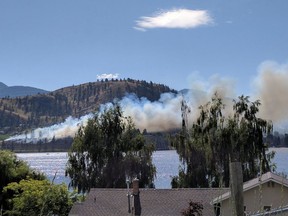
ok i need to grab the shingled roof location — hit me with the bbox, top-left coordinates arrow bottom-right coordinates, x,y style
69,188 -> 229,216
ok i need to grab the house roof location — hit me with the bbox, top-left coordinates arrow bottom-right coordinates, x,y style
69,188 -> 229,216
212,172 -> 288,204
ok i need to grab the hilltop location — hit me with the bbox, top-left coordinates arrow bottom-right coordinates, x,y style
0,82 -> 49,98
0,79 -> 177,135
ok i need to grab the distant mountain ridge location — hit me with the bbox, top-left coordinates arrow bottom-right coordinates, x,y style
0,82 -> 49,98
0,82 -> 8,89
0,79 -> 177,134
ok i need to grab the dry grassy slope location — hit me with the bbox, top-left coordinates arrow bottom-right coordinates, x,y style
55,79 -> 177,116
0,79 -> 177,134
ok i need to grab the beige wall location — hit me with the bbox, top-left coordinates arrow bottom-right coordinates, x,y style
219,181 -> 288,216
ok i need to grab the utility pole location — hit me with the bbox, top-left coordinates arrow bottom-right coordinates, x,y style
229,162 -> 244,216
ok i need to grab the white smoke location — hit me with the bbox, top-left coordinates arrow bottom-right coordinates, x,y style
6,114 -> 93,143
7,62 -> 288,143
6,91 -> 202,143
5,76 -> 238,143
120,93 -> 183,132
253,61 -> 288,130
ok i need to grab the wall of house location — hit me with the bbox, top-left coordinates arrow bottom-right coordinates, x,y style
220,181 -> 288,216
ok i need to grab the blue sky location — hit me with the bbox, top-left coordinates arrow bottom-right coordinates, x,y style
1,0 -> 288,96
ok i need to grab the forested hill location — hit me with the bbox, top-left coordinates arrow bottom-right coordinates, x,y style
0,79 -> 177,134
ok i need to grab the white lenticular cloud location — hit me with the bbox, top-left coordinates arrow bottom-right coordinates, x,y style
97,73 -> 119,80
135,8 -> 213,31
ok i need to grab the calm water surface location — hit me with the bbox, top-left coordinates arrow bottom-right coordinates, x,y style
17,150 -> 180,189
17,148 -> 288,189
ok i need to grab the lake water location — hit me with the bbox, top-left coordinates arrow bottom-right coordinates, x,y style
17,150 -> 180,189
17,148 -> 288,189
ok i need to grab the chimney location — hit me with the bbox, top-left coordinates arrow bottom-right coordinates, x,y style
132,178 -> 141,216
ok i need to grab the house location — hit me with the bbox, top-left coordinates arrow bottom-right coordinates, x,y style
69,172 -> 288,216
212,172 -> 288,216
69,179 -> 228,216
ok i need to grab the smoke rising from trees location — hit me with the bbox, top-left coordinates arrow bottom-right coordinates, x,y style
6,61 -> 288,142
254,61 -> 288,127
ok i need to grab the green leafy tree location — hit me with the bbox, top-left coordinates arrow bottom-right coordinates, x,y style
0,150 -> 45,209
172,94 -> 274,188
66,104 -> 156,193
3,179 -> 73,216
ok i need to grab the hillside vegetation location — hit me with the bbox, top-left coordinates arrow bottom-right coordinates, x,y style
0,79 -> 177,135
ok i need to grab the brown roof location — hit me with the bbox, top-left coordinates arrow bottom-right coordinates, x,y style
69,188 -> 229,216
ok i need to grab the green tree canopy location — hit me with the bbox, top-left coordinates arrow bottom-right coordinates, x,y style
66,104 -> 156,193
0,150 -> 45,209
3,179 -> 73,216
172,94 -> 274,188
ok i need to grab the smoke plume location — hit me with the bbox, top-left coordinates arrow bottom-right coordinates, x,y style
253,61 -> 288,127
120,93 -> 183,132
6,90 -> 205,143
6,61 -> 288,143
6,115 -> 92,143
